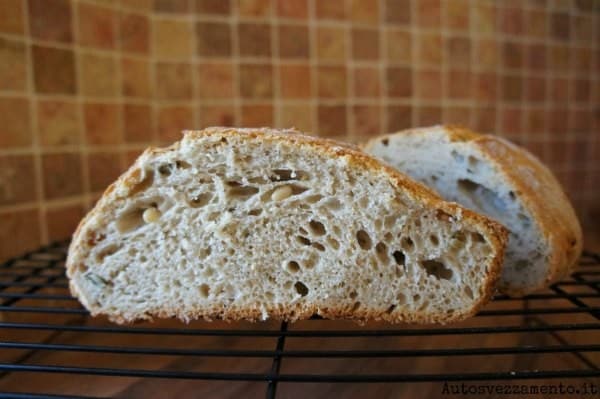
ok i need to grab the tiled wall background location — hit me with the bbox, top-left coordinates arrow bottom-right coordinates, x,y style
0,0 -> 598,261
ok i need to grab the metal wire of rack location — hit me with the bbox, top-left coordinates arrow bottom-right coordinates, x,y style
0,242 -> 599,398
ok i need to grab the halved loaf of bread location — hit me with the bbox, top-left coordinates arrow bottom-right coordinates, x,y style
67,127 -> 507,324
364,125 -> 582,296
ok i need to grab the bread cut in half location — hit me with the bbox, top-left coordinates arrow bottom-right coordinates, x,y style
364,125 -> 582,296
67,127 -> 507,324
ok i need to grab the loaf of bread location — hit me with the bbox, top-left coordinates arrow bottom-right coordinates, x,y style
67,127 -> 507,324
364,125 -> 582,296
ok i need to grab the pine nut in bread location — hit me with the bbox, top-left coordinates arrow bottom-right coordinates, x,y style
67,127 -> 507,324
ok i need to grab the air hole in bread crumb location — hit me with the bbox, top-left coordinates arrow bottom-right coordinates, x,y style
349,290 -> 358,299
471,232 -> 485,243
294,281 -> 309,296
308,220 -> 326,236
359,196 -> 369,208
385,304 -> 396,314
175,160 -> 191,169
429,234 -> 439,246
327,237 -> 340,250
116,209 -> 145,233
297,236 -> 311,246
375,242 -> 389,263
248,208 -> 262,216
312,242 -> 325,251
356,230 -> 372,250
265,291 -> 274,300
397,292 -> 406,305
270,169 -> 308,181
305,194 -> 323,204
299,227 -> 308,235
188,193 -> 212,208
381,138 -> 389,146
509,191 -> 516,200
464,286 -> 474,299
227,183 -> 259,198
129,170 -> 154,195
94,244 -> 120,262
324,198 -> 342,211
467,156 -> 479,169
515,259 -> 530,270
351,301 -> 361,311
421,259 -> 453,280
413,294 -> 420,302
384,232 -> 393,242
431,175 -> 438,182
286,261 -> 300,273
77,264 -> 88,273
158,163 -> 174,176
400,237 -> 414,252
392,250 -> 405,266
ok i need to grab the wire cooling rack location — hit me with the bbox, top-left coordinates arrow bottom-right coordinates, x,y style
0,242 -> 598,398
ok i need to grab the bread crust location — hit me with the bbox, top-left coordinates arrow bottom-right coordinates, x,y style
364,125 -> 582,296
67,127 -> 507,324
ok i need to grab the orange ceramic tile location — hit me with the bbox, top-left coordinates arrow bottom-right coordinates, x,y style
84,103 -> 122,145
77,2 -> 116,49
195,21 -> 232,57
80,52 -> 118,97
572,15 -> 593,43
574,79 -> 591,103
525,107 -> 546,135
279,64 -> 311,98
417,69 -> 442,100
157,105 -> 193,142
350,0 -> 379,25
351,28 -> 379,60
417,33 -> 442,65
386,67 -> 412,98
120,12 -> 150,54
0,97 -> 31,149
447,69 -> 471,99
0,155 -> 37,206
121,0 -> 153,11
197,62 -> 235,99
551,12 -> 570,41
472,3 -> 496,34
416,106 -> 442,126
45,204 -> 85,242
276,0 -> 307,19
42,152 -> 84,199
474,39 -> 498,69
239,23 -> 271,57
570,109 -> 591,133
195,0 -> 231,14
444,106 -> 471,127
443,0 -> 469,30
353,67 -> 380,98
155,62 -> 193,99
154,18 -> 193,59
32,45 -> 76,94
351,105 -> 380,136
572,47 -> 591,73
37,100 -> 80,147
549,44 -> 569,73
279,24 -> 309,58
502,41 -> 524,70
199,104 -> 236,126
29,0 -> 72,42
0,38 -> 27,91
446,36 -> 470,67
154,0 -> 190,13
524,10 -> 547,37
278,103 -> 312,132
386,105 -> 412,132
88,152 -> 123,192
239,63 -> 273,99
548,107 -> 568,134
500,107 -> 522,135
417,0 -> 441,28
0,0 -> 24,34
241,104 -> 273,126
123,104 -> 153,143
316,26 -> 346,61
385,28 -> 411,64
0,209 -> 41,262
525,77 -> 546,103
473,106 -> 496,133
550,78 -> 568,104
121,57 -> 152,98
385,0 -> 410,25
526,43 -> 547,71
318,105 -> 347,137
499,7 -> 523,35
472,72 -> 497,102
237,0 -> 272,17
501,74 -> 523,103
317,66 -> 347,98
125,149 -> 144,165
315,0 -> 345,20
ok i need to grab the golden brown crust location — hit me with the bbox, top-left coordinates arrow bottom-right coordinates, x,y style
67,127 -> 507,324
364,125 -> 583,296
